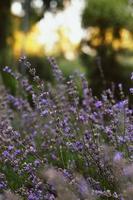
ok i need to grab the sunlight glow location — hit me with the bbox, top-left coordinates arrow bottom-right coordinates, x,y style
31,0 -> 43,9
37,0 -> 85,53
11,1 -> 24,17
13,0 -> 85,59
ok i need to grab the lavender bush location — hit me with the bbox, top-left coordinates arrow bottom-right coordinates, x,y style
0,57 -> 133,200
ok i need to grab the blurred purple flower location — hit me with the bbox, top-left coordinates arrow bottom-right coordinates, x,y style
113,152 -> 123,162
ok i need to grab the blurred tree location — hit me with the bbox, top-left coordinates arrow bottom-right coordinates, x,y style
0,0 -> 12,65
0,0 -> 16,94
81,0 -> 133,96
0,0 -> 70,93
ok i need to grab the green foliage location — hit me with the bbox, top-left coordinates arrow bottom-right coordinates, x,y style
58,58 -> 86,78
0,164 -> 26,190
82,0 -> 133,32
27,56 -> 53,82
1,72 -> 17,95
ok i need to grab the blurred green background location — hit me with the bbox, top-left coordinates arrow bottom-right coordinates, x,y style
0,0 -> 133,98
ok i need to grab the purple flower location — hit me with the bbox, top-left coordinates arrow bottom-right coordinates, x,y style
129,88 -> 133,94
8,145 -> 14,151
95,101 -> 102,108
3,66 -> 11,73
73,141 -> 83,152
114,100 -> 128,109
77,178 -> 89,197
51,153 -> 57,160
41,109 -> 49,117
113,152 -> 123,162
2,150 -> 9,157
34,160 -> 40,167
28,193 -> 39,200
131,72 -> 133,80
0,182 -> 6,189
15,149 -> 21,155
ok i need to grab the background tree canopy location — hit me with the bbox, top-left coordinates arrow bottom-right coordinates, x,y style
82,0 -> 133,31
81,0 -> 133,97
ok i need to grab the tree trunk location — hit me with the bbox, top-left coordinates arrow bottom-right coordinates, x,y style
0,0 -> 16,94
0,0 -> 12,66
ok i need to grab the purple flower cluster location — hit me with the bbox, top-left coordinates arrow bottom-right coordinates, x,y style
0,57 -> 133,200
